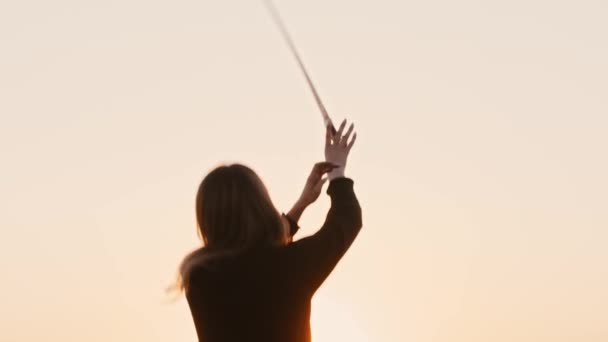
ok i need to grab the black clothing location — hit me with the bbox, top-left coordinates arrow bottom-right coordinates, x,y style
186,177 -> 362,342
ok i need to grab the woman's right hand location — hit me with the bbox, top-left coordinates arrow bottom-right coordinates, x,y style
325,119 -> 357,180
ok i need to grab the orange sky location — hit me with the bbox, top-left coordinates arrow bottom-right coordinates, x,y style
1,0 -> 607,341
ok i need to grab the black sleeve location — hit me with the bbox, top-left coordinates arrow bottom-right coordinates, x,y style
284,177 -> 363,293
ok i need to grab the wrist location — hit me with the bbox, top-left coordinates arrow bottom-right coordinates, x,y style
288,200 -> 308,222
327,167 -> 345,180
293,198 -> 309,209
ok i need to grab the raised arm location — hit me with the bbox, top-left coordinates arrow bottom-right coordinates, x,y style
285,119 -> 361,293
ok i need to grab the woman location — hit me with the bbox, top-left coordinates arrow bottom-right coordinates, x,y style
174,119 -> 362,342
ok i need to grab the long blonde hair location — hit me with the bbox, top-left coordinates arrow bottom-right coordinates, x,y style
169,163 -> 287,293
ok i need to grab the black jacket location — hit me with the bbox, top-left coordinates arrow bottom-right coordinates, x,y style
186,177 -> 363,342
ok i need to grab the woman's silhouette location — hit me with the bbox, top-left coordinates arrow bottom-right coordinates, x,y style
173,120 -> 361,342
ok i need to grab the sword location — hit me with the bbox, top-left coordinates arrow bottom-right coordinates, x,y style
263,0 -> 337,135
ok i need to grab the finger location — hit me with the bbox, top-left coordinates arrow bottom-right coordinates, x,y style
342,123 -> 354,145
315,176 -> 329,189
321,165 -> 339,174
314,161 -> 337,170
325,124 -> 332,146
321,161 -> 340,169
336,119 -> 347,140
312,162 -> 324,175
312,162 -> 338,177
329,122 -> 337,135
317,161 -> 339,167
347,132 -> 357,151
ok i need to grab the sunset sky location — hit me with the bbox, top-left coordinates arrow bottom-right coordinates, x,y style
1,0 -> 607,341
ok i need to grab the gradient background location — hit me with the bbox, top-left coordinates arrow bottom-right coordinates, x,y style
1,0 -> 607,341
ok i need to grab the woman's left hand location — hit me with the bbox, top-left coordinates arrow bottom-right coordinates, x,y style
297,161 -> 340,207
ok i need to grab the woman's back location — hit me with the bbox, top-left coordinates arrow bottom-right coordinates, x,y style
186,177 -> 362,342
